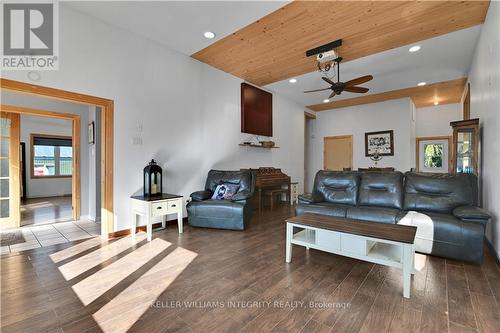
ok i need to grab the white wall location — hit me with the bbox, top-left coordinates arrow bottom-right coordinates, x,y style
1,5 -> 305,231
467,1 -> 500,257
307,98 -> 414,189
2,92 -> 91,217
415,103 -> 461,137
20,115 -> 72,198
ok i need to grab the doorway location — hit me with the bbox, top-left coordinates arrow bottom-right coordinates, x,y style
1,106 -> 81,228
0,79 -> 113,238
324,135 -> 353,171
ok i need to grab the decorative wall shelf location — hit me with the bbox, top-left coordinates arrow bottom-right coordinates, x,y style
238,144 -> 280,149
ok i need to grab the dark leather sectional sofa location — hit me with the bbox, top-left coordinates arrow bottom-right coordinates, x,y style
297,171 -> 491,264
187,170 -> 255,230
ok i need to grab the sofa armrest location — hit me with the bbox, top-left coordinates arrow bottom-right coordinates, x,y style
190,190 -> 212,202
229,190 -> 253,202
453,205 -> 491,221
298,193 -> 323,204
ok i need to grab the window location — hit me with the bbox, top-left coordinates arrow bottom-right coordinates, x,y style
424,143 -> 444,168
31,135 -> 72,178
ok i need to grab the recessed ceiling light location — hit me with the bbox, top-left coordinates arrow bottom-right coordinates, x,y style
203,31 -> 216,39
289,78 -> 297,83
409,45 -> 421,53
323,99 -> 330,103
434,101 -> 439,105
417,82 -> 426,86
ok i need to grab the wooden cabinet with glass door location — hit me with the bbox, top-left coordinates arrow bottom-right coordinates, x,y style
450,118 -> 479,176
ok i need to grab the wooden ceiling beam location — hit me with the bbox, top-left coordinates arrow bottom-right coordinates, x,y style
192,1 -> 489,86
307,78 -> 467,111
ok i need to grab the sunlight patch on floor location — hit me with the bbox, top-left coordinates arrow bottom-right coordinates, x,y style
72,238 -> 172,305
50,237 -> 105,263
93,247 -> 197,333
58,233 -> 146,280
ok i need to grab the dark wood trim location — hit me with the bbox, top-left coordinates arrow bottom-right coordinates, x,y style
364,130 -> 394,157
108,217 -> 188,239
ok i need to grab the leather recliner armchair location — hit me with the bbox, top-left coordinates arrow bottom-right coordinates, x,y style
186,170 -> 255,230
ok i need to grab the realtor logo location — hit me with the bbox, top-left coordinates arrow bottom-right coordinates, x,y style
1,0 -> 59,70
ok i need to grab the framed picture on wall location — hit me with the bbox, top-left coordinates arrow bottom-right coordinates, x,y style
365,130 -> 394,156
416,136 -> 452,173
88,122 -> 95,145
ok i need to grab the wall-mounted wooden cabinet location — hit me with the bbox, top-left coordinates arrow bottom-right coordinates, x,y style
450,118 -> 479,176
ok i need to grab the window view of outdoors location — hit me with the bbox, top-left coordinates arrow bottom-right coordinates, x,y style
33,145 -> 72,177
424,143 -> 443,168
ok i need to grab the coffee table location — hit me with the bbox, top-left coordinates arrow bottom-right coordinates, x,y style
285,213 -> 417,298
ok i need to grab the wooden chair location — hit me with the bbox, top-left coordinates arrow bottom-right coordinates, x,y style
262,188 -> 289,209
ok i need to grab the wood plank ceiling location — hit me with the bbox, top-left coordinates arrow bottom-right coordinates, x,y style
192,1 -> 489,87
308,78 -> 467,111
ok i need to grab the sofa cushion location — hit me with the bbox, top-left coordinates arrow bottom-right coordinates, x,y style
358,171 -> 404,209
295,202 -> 348,218
403,172 -> 474,213
313,171 -> 359,206
346,206 -> 401,224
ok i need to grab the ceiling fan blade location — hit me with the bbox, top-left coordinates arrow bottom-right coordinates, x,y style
344,86 -> 369,93
304,87 -> 331,93
344,75 -> 373,87
322,77 -> 336,85
328,90 -> 336,99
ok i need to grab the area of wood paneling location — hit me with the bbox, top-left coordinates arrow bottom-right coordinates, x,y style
192,1 -> 489,86
308,78 -> 467,111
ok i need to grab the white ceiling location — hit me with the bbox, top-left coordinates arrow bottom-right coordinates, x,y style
63,1 -> 288,55
265,26 -> 481,106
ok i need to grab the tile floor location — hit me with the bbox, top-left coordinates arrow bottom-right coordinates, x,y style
0,220 -> 100,254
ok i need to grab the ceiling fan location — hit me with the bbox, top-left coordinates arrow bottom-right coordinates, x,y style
304,39 -> 373,100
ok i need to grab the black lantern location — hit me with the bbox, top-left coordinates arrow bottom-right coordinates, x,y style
143,159 -> 162,197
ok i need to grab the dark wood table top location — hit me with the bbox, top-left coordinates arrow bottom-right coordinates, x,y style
130,193 -> 182,202
286,213 -> 416,244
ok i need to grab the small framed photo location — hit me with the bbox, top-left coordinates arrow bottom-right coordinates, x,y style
88,122 -> 95,145
365,130 -> 394,156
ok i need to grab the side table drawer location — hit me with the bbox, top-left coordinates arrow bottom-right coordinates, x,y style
168,200 -> 180,212
152,202 -> 169,216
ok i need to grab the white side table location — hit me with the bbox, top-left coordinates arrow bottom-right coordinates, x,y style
130,193 -> 183,241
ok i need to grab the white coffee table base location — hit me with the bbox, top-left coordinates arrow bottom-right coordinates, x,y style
286,222 -> 415,298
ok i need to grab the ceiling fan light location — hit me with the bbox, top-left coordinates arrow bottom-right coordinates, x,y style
409,45 -> 421,53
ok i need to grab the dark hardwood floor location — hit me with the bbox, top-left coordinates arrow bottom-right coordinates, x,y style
21,196 -> 73,226
1,205 -> 499,333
